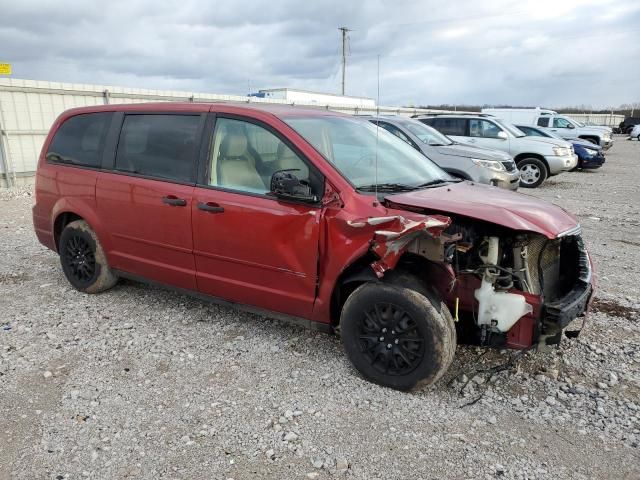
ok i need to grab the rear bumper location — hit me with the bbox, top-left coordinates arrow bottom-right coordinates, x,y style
32,205 -> 56,251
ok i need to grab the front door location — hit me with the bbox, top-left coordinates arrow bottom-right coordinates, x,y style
467,118 -> 511,153
96,113 -> 204,290
549,117 -> 578,140
192,115 -> 323,318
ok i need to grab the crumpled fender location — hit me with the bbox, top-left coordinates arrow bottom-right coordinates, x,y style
346,210 -> 451,277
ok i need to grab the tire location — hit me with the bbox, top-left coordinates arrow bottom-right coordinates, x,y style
59,220 -> 117,293
516,157 -> 548,188
583,137 -> 599,146
340,281 -> 456,391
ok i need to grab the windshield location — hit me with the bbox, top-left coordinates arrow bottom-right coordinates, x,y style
283,115 -> 452,190
399,120 -> 453,146
494,119 -> 526,138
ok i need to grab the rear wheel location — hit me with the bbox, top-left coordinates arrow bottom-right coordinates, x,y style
517,158 -> 548,188
59,220 -> 117,293
340,282 -> 456,390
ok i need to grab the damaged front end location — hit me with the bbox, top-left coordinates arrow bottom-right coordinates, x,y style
349,209 -> 593,350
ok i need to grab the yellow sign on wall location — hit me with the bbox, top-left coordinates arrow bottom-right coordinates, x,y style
0,63 -> 12,75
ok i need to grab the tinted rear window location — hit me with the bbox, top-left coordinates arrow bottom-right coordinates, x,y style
115,114 -> 201,183
537,117 -> 550,127
47,113 -> 112,167
432,118 -> 467,136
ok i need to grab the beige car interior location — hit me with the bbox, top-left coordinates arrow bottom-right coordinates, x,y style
210,119 -> 310,193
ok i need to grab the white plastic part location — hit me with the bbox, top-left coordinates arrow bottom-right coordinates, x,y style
480,236 -> 500,265
474,278 -> 533,332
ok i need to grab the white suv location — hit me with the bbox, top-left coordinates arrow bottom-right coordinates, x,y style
416,114 -> 577,188
482,108 -> 614,150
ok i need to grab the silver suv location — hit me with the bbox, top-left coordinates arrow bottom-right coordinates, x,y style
416,114 -> 578,188
361,116 -> 520,190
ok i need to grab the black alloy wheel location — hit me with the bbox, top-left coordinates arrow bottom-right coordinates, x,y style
358,302 -> 425,376
63,233 -> 97,284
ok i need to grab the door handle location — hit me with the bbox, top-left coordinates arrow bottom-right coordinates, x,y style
467,138 -> 476,143
197,202 -> 225,213
162,195 -> 187,207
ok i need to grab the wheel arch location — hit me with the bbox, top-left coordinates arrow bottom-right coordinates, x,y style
513,152 -> 550,173
329,251 -> 453,328
578,135 -> 600,144
51,198 -> 113,255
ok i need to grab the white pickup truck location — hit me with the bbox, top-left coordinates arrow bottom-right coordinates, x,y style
482,108 -> 613,150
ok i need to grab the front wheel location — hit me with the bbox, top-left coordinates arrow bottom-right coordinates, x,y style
59,220 -> 118,293
517,157 -> 548,188
340,282 -> 456,390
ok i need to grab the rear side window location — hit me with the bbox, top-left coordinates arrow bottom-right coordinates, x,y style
115,114 -> 201,183
537,117 -> 550,127
46,113 -> 112,167
432,118 -> 466,136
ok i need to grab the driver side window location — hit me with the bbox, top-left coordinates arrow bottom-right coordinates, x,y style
470,119 -> 502,138
553,117 -> 572,128
208,118 -> 310,195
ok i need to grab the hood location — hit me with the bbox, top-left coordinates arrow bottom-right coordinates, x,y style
524,136 -> 572,148
580,125 -> 610,135
573,139 -> 602,150
385,181 -> 579,239
433,143 -> 511,161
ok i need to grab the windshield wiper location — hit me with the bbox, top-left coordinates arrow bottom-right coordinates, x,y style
357,183 -> 418,192
415,178 -> 461,188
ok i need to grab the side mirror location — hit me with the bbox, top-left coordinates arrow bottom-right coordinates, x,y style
566,123 -> 575,129
497,131 -> 508,140
270,170 -> 318,203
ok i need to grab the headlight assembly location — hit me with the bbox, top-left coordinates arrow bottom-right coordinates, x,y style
471,159 -> 506,172
552,146 -> 570,156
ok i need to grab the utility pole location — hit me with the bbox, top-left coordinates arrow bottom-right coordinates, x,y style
339,27 -> 350,95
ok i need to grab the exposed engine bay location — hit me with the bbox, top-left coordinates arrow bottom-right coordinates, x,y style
383,214 -> 593,349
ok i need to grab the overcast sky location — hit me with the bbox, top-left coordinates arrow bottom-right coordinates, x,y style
1,0 -> 638,108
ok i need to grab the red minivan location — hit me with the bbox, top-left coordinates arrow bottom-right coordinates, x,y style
33,103 -> 594,390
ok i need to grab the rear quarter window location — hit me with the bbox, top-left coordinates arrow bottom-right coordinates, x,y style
46,113 -> 112,167
433,118 -> 466,136
537,117 -> 550,127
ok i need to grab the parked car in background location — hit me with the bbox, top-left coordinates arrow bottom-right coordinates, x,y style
34,103 -> 594,391
482,108 -> 614,150
516,125 -> 605,170
630,124 -> 640,141
615,118 -> 640,135
360,116 -> 519,190
415,114 -> 577,188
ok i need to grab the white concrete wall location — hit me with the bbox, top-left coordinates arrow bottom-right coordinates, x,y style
260,89 -> 375,108
0,78 -> 458,187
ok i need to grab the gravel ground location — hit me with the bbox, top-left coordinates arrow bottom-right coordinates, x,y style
1,136 -> 639,480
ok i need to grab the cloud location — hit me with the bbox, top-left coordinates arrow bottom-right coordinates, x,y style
0,0 -> 638,107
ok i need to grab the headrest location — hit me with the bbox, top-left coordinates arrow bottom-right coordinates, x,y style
222,133 -> 248,158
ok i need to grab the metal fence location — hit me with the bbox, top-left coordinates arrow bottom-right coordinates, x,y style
559,112 -> 625,127
0,78 -> 627,188
0,78 -> 453,188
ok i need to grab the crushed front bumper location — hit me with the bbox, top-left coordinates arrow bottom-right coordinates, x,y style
540,236 -> 593,344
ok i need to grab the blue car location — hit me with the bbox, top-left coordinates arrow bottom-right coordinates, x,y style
516,125 -> 605,170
